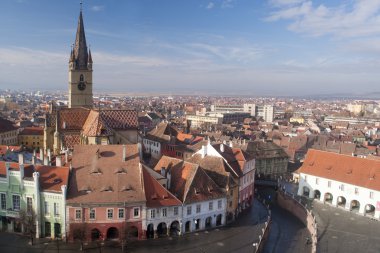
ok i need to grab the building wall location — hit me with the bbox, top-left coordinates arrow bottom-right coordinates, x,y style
143,138 -> 162,159
0,130 -> 18,146
67,204 -> 146,241
298,173 -> 380,219
186,115 -> 222,128
145,205 -> 182,237
255,157 -> 288,177
182,197 -> 227,233
19,134 -> 44,150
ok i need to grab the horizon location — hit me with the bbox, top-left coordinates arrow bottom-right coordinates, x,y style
0,0 -> 380,96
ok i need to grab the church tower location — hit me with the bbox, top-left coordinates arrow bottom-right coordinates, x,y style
68,7 -> 93,108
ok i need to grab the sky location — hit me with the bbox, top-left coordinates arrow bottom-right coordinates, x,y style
1,0 -> 380,96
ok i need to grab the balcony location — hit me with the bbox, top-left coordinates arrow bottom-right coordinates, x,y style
6,209 -> 20,218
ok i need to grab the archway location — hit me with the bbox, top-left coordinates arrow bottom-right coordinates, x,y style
146,224 -> 154,239
303,186 -> 310,197
91,228 -> 101,241
350,200 -> 360,212
195,219 -> 200,230
157,222 -> 167,237
169,221 -> 180,236
106,227 -> 119,240
337,196 -> 346,208
128,226 -> 139,239
314,190 -> 321,200
324,192 -> 333,204
54,223 -> 61,238
365,204 -> 375,216
216,214 -> 222,226
205,217 -> 212,229
185,221 -> 191,232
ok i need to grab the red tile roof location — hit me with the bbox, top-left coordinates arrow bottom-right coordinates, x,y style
299,149 -> 380,191
19,127 -> 44,136
0,145 -> 21,156
142,166 -> 182,207
67,145 -> 145,204
0,161 -> 69,193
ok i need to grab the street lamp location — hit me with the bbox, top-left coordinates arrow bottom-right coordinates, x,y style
252,242 -> 258,253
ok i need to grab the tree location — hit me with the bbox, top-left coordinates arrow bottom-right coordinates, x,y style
72,222 -> 87,251
19,210 -> 36,245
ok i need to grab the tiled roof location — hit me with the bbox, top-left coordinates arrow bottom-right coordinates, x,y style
0,145 -> 21,156
154,156 -> 225,204
19,127 -> 44,136
62,132 -> 81,149
67,145 -> 145,204
142,166 -> 182,207
0,162 -> 69,193
82,110 -> 112,137
0,118 -> 17,133
99,110 -> 138,130
299,149 -> 380,191
245,141 -> 289,160
59,108 -> 90,131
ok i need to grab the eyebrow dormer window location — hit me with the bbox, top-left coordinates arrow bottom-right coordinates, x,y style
80,74 -> 84,82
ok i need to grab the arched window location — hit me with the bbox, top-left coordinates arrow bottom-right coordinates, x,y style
80,74 -> 84,82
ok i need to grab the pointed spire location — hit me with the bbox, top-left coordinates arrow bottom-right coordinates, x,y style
88,48 -> 93,64
73,6 -> 88,70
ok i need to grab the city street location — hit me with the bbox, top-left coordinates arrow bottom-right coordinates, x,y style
0,199 -> 268,253
313,201 -> 380,253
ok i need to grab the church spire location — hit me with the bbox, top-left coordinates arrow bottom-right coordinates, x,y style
73,6 -> 88,70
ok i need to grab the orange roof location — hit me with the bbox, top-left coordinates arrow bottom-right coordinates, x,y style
142,167 -> 182,207
0,145 -> 21,155
0,161 -> 69,193
19,127 -> 44,136
299,149 -> 380,191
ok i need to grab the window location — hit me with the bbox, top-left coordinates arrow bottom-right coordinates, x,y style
75,209 -> 81,220
12,195 -> 20,211
304,175 -> 307,182
340,184 -> 344,191
133,207 -> 140,217
209,202 -> 213,211
229,201 -> 232,207
44,201 -> 49,215
370,192 -> 374,199
54,203 -> 59,216
162,208 -> 167,217
80,74 -> 84,82
355,188 -> 359,195
327,181 -> 331,188
218,200 -> 222,209
315,178 -> 319,185
196,204 -> 201,213
150,209 -> 156,219
107,209 -> 113,219
27,197 -> 33,214
118,208 -> 125,219
1,193 -> 6,210
90,209 -> 96,220
173,207 -> 178,216
230,190 -> 233,196
187,206 -> 192,215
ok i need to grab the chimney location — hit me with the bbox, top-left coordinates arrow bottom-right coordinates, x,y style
220,144 -> 225,153
69,163 -> 73,172
32,156 -> 36,165
5,162 -> 10,184
47,149 -> 52,161
201,145 -> 205,159
19,164 -> 24,190
33,149 -> 36,157
167,170 -> 171,190
39,148 -> 44,162
65,150 -> 68,164
122,145 -> 126,161
43,156 -> 48,166
18,153 -> 24,165
229,141 -> 233,148
223,140 -> 226,145
56,156 -> 62,167
161,167 -> 166,177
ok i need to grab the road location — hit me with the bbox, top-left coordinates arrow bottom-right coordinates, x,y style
0,200 -> 268,253
313,201 -> 380,253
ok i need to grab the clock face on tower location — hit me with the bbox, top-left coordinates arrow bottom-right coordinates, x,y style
78,81 -> 86,91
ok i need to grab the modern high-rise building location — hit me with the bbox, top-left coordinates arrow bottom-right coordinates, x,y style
256,105 -> 274,123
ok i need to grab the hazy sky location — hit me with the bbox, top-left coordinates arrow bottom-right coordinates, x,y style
0,0 -> 380,96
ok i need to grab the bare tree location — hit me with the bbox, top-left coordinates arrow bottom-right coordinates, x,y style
19,210 -> 36,245
72,222 -> 87,251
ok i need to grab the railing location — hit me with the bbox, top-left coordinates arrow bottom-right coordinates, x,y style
254,195 -> 272,253
278,189 -> 318,253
